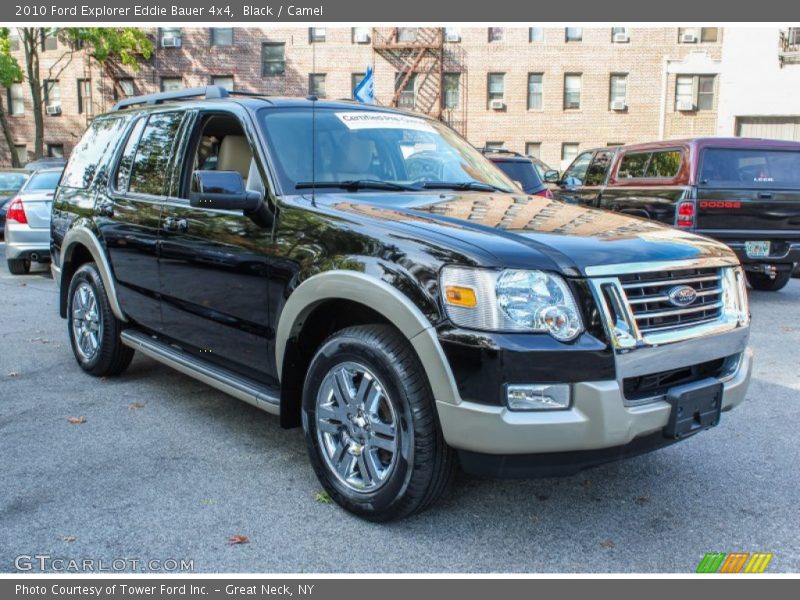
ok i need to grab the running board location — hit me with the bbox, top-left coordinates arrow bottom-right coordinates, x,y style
120,330 -> 281,415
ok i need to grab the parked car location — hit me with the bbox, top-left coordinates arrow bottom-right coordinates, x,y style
552,138 -> 800,291
4,167 -> 62,274
52,87 -> 751,520
0,169 -> 30,233
479,148 -> 557,197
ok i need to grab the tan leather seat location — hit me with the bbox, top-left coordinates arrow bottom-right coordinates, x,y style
217,135 -> 252,180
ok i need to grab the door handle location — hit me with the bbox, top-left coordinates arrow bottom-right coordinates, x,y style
162,217 -> 188,233
97,201 -> 114,217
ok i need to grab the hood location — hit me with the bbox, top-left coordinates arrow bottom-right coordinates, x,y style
318,191 -> 736,275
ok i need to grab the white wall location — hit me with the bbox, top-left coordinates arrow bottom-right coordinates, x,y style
717,27 -> 800,136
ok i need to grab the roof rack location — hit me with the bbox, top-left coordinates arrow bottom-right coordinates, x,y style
110,85 -> 266,112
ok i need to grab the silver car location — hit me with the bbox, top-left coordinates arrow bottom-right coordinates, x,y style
4,167 -> 62,275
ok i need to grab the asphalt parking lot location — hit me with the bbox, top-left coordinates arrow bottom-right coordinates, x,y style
1,241 -> 798,574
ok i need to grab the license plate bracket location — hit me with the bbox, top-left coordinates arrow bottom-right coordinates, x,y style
663,378 -> 723,440
745,240 -> 770,258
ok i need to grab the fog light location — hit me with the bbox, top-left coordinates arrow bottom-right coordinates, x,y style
506,384 -> 571,411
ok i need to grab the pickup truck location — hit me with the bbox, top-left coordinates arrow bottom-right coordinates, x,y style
553,138 -> 800,291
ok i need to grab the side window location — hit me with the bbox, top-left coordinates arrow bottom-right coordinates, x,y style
617,152 -> 650,178
114,118 -> 147,193
61,118 -> 126,189
584,150 -> 614,186
128,112 -> 185,196
648,150 -> 683,178
562,151 -> 593,186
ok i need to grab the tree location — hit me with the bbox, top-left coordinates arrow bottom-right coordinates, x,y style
0,28 -> 24,167
19,28 -> 44,159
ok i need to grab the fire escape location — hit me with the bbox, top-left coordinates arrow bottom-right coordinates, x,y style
372,27 -> 468,137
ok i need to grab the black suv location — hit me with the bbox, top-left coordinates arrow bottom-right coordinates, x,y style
52,87 -> 752,521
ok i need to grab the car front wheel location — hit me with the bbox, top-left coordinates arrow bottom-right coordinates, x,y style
302,324 -> 455,521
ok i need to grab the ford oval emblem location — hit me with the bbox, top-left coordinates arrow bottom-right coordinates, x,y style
667,285 -> 697,307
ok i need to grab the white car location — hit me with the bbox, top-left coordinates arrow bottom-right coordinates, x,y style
4,167 -> 62,275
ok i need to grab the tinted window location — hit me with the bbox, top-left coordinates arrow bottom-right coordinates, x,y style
61,118 -> 125,189
115,118 -> 147,192
24,170 -> 62,191
617,152 -> 649,178
648,150 -> 682,178
128,112 -> 184,196
493,160 -> 543,194
700,148 -> 800,189
585,151 -> 614,186
562,151 -> 593,186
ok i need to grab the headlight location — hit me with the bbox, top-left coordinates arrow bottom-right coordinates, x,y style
440,266 -> 584,341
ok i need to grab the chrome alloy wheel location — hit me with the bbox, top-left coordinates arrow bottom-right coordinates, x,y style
315,361 -> 400,492
71,282 -> 103,361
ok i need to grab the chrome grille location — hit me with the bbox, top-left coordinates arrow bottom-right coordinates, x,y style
619,267 -> 724,333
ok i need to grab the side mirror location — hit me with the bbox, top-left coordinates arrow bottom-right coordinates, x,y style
190,170 -> 262,212
543,169 -> 560,183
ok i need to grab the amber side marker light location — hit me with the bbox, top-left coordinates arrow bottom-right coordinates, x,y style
444,286 -> 477,308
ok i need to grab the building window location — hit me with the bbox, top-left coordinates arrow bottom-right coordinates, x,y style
396,73 -> 416,109
488,27 -> 504,42
485,142 -> 505,151
309,27 -> 326,43
114,78 -> 135,99
444,27 -> 461,43
14,145 -> 27,165
565,27 -> 583,42
352,27 -> 370,43
675,74 -> 716,111
443,73 -> 460,109
529,27 -> 543,42
562,143 -> 580,163
527,73 -> 543,110
9,28 -> 20,51
609,73 -> 627,108
41,28 -> 57,51
563,74 -> 581,109
44,80 -> 60,111
611,27 -> 629,42
487,73 -> 505,108
7,83 -> 24,115
77,79 -> 92,114
352,72 -> 365,96
160,77 -> 183,92
309,73 -> 326,98
397,28 -> 418,43
211,28 -> 233,46
525,142 -> 541,158
159,27 -> 182,48
47,144 -> 64,158
212,76 -> 234,91
678,27 -> 719,43
262,43 -> 286,76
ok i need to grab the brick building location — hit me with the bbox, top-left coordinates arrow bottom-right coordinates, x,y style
1,26 -> 727,169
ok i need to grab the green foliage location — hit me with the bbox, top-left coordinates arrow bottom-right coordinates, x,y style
0,28 -> 23,87
63,28 -> 153,69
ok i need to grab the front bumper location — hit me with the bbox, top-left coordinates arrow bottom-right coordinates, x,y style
437,345 -> 751,460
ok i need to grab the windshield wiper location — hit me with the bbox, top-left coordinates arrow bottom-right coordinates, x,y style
415,181 -> 512,193
295,180 -> 417,191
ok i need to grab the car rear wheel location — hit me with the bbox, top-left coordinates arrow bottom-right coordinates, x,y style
302,324 -> 455,521
7,258 -> 31,275
746,270 -> 791,292
67,262 -> 134,376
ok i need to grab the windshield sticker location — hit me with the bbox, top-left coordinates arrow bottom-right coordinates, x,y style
336,112 -> 435,132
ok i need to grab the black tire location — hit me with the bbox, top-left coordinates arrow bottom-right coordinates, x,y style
302,324 -> 456,521
746,270 -> 791,292
7,258 -> 31,275
67,262 -> 134,376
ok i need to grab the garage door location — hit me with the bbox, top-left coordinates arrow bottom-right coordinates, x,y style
736,117 -> 800,141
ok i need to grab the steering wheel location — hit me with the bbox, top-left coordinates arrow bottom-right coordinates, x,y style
406,152 -> 444,182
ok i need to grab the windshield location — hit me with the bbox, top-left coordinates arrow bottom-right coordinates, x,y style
700,148 -> 800,189
492,160 -> 543,193
24,170 -> 62,191
258,107 -> 515,194
0,172 -> 27,194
